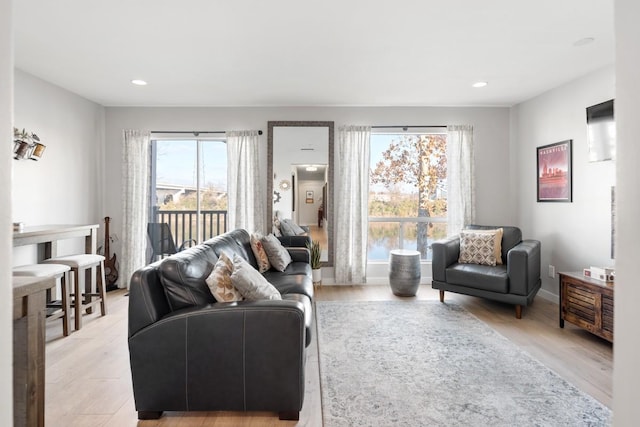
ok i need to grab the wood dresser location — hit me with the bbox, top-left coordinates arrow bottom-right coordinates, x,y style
558,272 -> 613,342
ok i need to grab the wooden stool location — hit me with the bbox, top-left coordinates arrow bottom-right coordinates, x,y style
42,254 -> 107,331
13,263 -> 73,336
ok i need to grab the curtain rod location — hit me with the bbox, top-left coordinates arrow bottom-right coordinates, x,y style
151,130 -> 263,135
371,125 -> 447,130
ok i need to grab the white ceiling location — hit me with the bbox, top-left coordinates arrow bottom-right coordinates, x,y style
13,0 -> 614,107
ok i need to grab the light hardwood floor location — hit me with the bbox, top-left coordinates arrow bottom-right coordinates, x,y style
44,284 -> 612,426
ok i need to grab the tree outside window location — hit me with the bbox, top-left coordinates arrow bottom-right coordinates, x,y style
368,133 -> 448,260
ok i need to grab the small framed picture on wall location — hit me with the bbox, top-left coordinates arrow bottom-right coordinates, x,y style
537,140 -> 572,202
305,190 -> 314,204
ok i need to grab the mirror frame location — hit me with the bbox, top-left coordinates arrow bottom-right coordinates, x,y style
267,121 -> 335,267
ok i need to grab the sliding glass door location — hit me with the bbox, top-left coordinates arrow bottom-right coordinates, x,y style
149,137 -> 227,254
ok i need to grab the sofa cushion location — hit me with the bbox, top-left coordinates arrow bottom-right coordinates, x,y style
458,230 -> 497,266
158,244 -> 218,311
230,254 -> 282,301
264,265 -> 314,300
250,233 -> 271,273
446,263 -> 509,293
206,252 -> 243,302
261,234 -> 293,272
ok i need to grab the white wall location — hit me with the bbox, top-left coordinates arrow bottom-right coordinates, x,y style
0,0 -> 13,423
613,0 -> 640,423
105,106 -> 511,281
12,70 -> 105,264
511,66 -> 615,298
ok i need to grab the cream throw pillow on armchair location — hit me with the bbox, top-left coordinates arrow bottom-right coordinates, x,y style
458,230 -> 497,266
466,228 -> 504,264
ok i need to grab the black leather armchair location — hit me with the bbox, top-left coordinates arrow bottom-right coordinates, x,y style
431,225 -> 541,319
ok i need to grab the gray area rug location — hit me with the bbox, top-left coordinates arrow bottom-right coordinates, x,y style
316,300 -> 611,427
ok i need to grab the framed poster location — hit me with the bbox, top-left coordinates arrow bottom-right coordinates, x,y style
537,140 -> 572,202
305,190 -> 314,204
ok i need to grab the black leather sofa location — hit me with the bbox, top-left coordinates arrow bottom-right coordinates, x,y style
431,225 -> 541,319
127,229 -> 313,421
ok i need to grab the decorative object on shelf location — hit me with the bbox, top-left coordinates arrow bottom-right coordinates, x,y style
13,127 -> 46,161
279,179 -> 291,191
307,239 -> 322,283
536,140 -> 572,202
583,266 -> 614,283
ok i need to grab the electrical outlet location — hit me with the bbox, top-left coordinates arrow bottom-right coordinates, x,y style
548,265 -> 556,278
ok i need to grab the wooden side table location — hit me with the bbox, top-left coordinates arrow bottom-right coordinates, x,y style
558,272 -> 613,342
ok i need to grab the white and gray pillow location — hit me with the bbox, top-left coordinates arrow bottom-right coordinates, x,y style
281,218 -> 306,235
278,219 -> 296,236
230,253 -> 282,300
260,233 -> 293,272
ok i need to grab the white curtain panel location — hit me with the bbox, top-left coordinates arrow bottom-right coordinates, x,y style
335,125 -> 371,284
121,130 -> 150,289
226,130 -> 266,234
446,125 -> 475,236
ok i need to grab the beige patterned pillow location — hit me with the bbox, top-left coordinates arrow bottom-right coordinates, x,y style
458,231 -> 497,266
250,233 -> 271,273
466,228 -> 504,264
205,252 -> 243,302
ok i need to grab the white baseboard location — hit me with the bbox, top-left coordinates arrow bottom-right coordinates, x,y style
537,288 -> 558,304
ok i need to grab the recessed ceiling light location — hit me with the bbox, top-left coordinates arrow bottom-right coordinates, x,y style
131,79 -> 148,86
472,81 -> 488,88
573,37 -> 595,47
306,166 -> 318,172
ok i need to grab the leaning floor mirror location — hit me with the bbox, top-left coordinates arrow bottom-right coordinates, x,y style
267,121 -> 334,266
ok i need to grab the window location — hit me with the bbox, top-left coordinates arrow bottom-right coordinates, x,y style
368,130 -> 448,261
150,137 -> 228,246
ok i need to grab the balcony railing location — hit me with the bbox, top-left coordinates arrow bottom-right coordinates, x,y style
367,216 -> 447,262
151,209 -> 228,246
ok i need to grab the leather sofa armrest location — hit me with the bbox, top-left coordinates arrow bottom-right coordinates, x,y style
288,247 -> 310,264
431,235 -> 460,282
277,235 -> 311,248
507,239 -> 541,296
129,300 -> 306,412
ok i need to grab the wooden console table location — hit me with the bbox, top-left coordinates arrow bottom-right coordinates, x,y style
13,224 -> 99,257
12,224 -> 99,426
559,272 -> 613,342
13,276 -> 56,427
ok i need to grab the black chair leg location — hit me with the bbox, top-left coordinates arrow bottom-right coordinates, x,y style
138,410 -> 163,420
